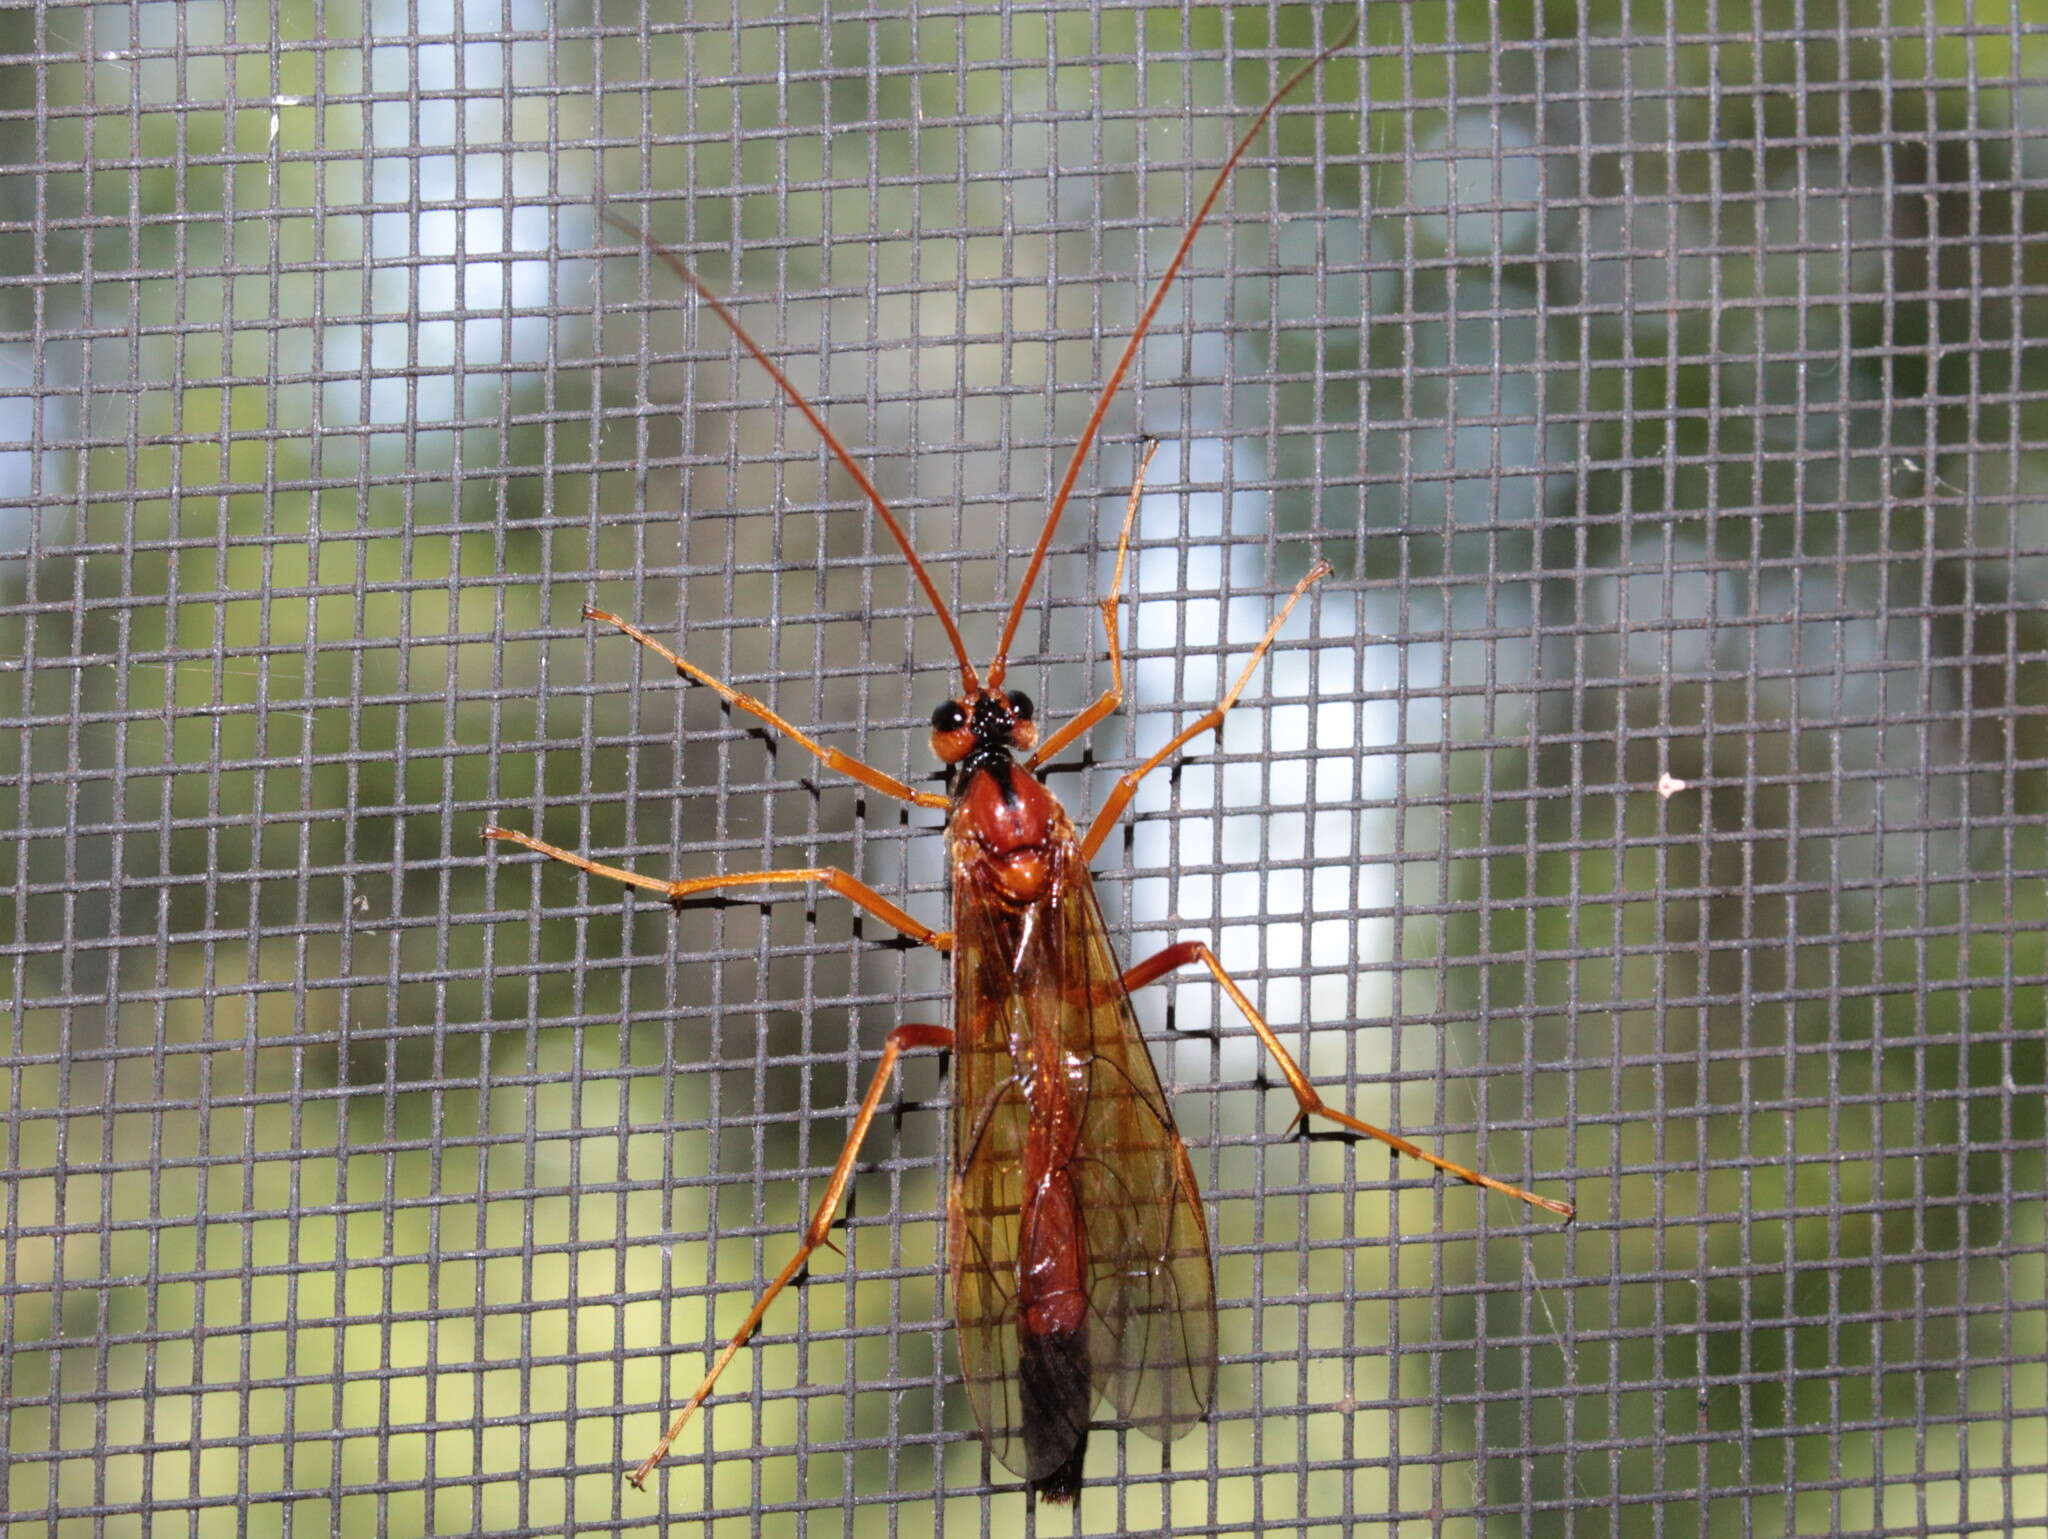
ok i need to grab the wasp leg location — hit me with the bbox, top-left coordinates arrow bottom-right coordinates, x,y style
1077,561 -> 1330,863
1026,438 -> 1159,770
482,824 -> 952,950
629,1022 -> 956,1488
1122,942 -> 1573,1219
584,606 -> 950,810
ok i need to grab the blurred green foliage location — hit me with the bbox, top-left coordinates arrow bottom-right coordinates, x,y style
3,0 -> 2044,1534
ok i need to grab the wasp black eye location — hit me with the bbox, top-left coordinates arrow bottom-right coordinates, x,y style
1008,690 -> 1033,722
931,699 -> 968,733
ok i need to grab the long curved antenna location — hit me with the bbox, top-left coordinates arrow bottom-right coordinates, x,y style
985,13 -> 1361,688
601,210 -> 981,696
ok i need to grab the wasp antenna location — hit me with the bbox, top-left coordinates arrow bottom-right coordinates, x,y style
600,209 -> 981,695
985,12 -> 1361,689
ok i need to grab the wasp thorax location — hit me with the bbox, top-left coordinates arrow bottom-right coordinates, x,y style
930,689 -> 1037,764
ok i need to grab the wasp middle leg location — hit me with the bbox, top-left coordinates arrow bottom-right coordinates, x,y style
482,824 -> 953,951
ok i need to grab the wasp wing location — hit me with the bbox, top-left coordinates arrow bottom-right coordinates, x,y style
949,838 -> 1215,1483
1056,860 -> 1215,1442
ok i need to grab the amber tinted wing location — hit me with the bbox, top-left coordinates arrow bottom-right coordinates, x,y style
1055,860 -> 1216,1440
949,871 -> 1065,1482
948,840 -> 1215,1482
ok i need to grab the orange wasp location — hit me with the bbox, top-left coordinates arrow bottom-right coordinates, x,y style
485,14 -> 1571,1502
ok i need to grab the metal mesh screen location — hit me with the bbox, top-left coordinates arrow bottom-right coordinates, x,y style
4,1 -> 2044,1533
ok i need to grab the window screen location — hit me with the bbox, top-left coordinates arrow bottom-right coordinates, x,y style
3,2 -> 2042,1535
